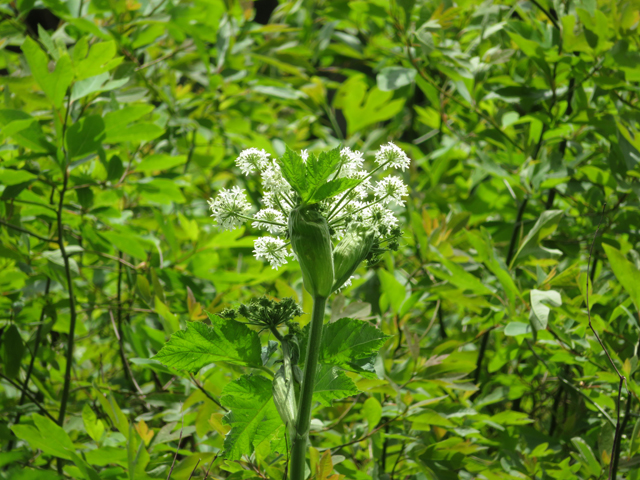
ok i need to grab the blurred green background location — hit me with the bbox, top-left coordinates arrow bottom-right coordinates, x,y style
1,0 -> 640,479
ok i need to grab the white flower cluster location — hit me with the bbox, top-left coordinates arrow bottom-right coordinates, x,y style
208,143 -> 410,271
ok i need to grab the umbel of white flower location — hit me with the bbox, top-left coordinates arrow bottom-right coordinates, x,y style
208,143 -> 410,294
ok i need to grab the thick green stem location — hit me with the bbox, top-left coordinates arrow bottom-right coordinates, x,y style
289,295 -> 327,479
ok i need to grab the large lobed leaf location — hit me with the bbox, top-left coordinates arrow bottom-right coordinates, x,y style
313,364 -> 359,407
300,317 -> 391,378
220,374 -> 285,460
153,312 -> 262,372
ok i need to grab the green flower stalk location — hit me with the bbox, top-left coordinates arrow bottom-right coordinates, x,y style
207,143 -> 410,479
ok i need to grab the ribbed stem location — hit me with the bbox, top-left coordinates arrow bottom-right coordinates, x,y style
289,295 -> 327,480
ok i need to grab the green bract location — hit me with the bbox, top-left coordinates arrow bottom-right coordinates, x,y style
288,206 -> 334,298
332,222 -> 376,293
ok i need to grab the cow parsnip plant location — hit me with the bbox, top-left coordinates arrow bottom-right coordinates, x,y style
154,144 -> 409,476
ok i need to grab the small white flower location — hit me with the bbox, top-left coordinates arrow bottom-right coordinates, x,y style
374,142 -> 410,171
343,200 -> 367,216
262,190 -> 277,209
301,149 -> 309,162
348,170 -> 371,199
338,147 -> 364,177
366,204 -> 399,232
253,236 -> 290,269
261,160 -> 292,194
235,148 -> 271,175
208,186 -> 252,231
330,200 -> 367,231
335,275 -> 355,293
373,176 -> 408,206
252,208 -> 286,235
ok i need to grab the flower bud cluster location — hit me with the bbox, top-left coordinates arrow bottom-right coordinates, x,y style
208,142 -> 411,291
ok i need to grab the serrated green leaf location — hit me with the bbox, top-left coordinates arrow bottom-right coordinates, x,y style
220,374 -> 284,460
299,317 -> 389,379
278,146 -> 307,196
320,317 -> 391,364
153,314 -> 262,372
307,177 -> 361,205
313,364 -> 359,406
305,146 -> 341,201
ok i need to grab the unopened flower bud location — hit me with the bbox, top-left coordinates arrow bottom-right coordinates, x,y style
289,206 -> 334,298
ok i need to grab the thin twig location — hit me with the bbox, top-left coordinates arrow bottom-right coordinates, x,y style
587,204 -> 629,480
611,395 -> 633,478
187,458 -> 201,480
474,330 -> 490,385
524,341 -> 616,426
7,284 -> 51,453
167,413 -> 184,480
13,279 -> 51,418
506,197 -> 528,268
136,42 -> 195,71
320,394 -> 361,431
189,374 -> 229,412
57,166 -> 78,428
109,310 -> 145,395
115,251 -> 133,390
203,454 -> 218,480
329,414 -> 404,453
183,129 -> 197,175
390,441 -> 406,480
0,219 -> 56,243
0,373 -> 57,422
403,38 -> 523,152
83,250 -> 138,269
529,0 -> 561,30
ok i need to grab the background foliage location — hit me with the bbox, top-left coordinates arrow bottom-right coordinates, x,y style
1,0 -> 640,478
